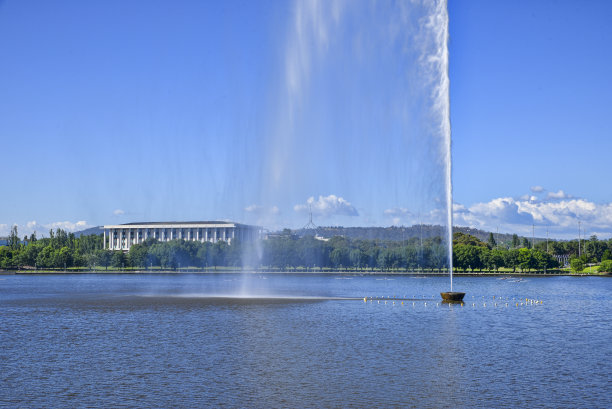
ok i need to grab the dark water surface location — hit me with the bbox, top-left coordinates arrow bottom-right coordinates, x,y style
1,274 -> 610,408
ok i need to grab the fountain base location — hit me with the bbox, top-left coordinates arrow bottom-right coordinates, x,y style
440,292 -> 465,302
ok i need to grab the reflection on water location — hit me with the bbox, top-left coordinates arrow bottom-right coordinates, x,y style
1,274 -> 611,408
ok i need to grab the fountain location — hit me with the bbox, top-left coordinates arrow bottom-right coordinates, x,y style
239,0 -> 465,288
432,0 -> 465,302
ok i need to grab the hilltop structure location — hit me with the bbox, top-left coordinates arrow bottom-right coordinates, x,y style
103,221 -> 261,251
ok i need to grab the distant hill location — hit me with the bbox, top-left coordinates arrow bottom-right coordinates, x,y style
73,224 -> 544,245
73,226 -> 104,237
291,225 -> 545,245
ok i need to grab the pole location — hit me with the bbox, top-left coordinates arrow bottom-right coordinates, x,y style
578,221 -> 581,258
496,226 -> 499,249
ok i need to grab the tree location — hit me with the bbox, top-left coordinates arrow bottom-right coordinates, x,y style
512,234 -> 520,248
504,249 -> 520,272
453,232 -> 488,247
487,232 -> 497,249
330,247 -> 350,269
128,243 -> 149,268
95,249 -> 112,270
570,258 -> 584,273
521,237 -> 531,249
599,260 -> 612,273
55,247 -> 73,269
453,244 -> 481,271
18,244 -> 40,267
518,248 -> 535,271
111,251 -> 127,269
8,225 -> 19,249
532,250 -> 557,271
486,249 -> 505,271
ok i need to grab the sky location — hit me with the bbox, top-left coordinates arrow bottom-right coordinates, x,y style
0,0 -> 611,240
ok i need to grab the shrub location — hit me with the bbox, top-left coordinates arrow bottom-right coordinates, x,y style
599,260 -> 612,273
570,258 -> 584,273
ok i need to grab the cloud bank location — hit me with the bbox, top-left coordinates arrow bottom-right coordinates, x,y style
453,194 -> 612,239
383,188 -> 612,239
294,195 -> 358,217
0,220 -> 92,237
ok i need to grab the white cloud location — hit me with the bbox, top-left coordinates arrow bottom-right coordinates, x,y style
25,220 -> 45,233
113,209 -> 125,215
453,194 -> 612,239
1,220 -> 92,238
547,190 -> 571,200
244,204 -> 280,215
47,221 -> 90,232
294,195 -> 358,217
530,185 -> 545,193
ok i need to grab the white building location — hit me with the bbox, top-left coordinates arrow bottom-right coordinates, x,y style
103,221 -> 262,251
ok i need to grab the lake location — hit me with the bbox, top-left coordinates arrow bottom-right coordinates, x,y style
1,273 -> 610,408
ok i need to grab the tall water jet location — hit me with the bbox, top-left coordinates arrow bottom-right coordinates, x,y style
431,0 -> 463,301
229,0 -> 464,280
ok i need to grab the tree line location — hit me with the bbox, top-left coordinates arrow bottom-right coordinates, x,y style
1,226 -> 611,272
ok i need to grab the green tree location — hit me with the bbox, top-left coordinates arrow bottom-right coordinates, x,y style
453,244 -> 481,271
8,225 -> 20,250
503,249 -> 520,272
486,249 -> 505,271
55,247 -> 73,269
487,232 -> 497,249
518,248 -> 535,271
522,237 -> 531,249
453,232 -> 488,247
599,260 -> 612,273
111,251 -> 127,269
570,258 -> 584,273
128,243 -> 149,268
18,244 -> 40,267
511,234 -> 520,248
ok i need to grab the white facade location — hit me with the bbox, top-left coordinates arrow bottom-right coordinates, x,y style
103,221 -> 261,251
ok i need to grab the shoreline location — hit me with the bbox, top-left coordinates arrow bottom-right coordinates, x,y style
1,269 -> 609,277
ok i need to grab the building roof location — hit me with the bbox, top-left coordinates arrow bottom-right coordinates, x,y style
103,221 -> 261,229
121,221 -> 232,226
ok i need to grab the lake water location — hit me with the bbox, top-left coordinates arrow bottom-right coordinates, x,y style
1,273 -> 610,408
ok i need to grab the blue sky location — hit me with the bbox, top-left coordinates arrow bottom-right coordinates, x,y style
1,0 -> 611,239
